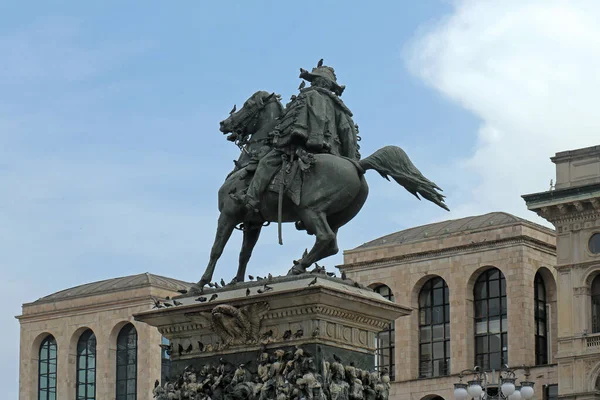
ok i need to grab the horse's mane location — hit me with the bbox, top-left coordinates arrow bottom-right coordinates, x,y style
247,90 -> 283,114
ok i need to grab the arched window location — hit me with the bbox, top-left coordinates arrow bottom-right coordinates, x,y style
592,275 -> 600,333
116,324 -> 137,399
589,233 -> 600,254
76,329 -> 96,400
419,277 -> 450,377
374,285 -> 395,380
38,335 -> 57,400
534,273 -> 548,365
474,268 -> 507,370
161,336 -> 171,384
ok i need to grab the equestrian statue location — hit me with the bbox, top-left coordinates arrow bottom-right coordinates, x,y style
198,60 -> 449,288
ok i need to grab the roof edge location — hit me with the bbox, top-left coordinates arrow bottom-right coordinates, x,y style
341,235 -> 556,271
26,272 -> 193,306
551,145 -> 600,164
346,212 -> 554,254
522,183 -> 600,206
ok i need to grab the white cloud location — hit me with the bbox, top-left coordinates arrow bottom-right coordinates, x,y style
406,0 -> 600,222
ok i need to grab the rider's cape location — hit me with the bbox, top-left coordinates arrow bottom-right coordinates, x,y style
272,87 -> 360,160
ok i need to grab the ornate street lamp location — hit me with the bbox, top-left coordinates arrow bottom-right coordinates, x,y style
454,366 -> 535,400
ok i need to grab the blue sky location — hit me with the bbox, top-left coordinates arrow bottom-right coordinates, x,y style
4,1 -> 600,397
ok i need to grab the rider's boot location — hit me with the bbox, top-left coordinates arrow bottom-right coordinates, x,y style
245,196 -> 260,214
233,194 -> 260,214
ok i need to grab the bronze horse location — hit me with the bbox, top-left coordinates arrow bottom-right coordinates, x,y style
198,91 -> 448,287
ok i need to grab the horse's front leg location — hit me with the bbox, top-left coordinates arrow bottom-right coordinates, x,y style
233,224 -> 262,283
198,212 -> 237,287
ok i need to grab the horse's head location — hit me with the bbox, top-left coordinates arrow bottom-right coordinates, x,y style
219,91 -> 281,141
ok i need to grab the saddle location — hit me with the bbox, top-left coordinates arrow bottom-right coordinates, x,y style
266,150 -> 314,206
229,149 -> 313,207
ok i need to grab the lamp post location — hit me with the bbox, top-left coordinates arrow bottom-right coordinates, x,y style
454,366 -> 535,400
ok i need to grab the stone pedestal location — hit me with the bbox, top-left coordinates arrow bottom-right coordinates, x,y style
134,274 -> 410,399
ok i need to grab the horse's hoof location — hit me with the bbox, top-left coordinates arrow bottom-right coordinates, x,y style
197,278 -> 210,288
287,265 -> 307,276
295,221 -> 306,231
189,284 -> 204,295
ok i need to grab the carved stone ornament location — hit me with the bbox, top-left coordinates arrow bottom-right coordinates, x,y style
573,286 -> 591,296
185,302 -> 269,346
153,346 -> 390,400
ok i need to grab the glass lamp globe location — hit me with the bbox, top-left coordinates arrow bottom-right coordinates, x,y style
454,383 -> 469,400
509,388 -> 522,400
467,381 -> 484,398
501,378 -> 516,397
520,383 -> 535,400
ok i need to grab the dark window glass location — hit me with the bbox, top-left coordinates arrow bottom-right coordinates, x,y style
589,233 -> 600,254
116,324 -> 137,400
534,273 -> 548,365
419,277 -> 450,378
161,337 -> 171,384
39,335 -> 57,400
76,329 -> 96,400
592,276 -> 600,333
474,268 -> 508,370
545,384 -> 558,400
374,285 -> 395,380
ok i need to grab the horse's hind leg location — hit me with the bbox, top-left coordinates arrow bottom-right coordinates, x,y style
288,210 -> 338,275
233,224 -> 262,283
198,212 -> 236,287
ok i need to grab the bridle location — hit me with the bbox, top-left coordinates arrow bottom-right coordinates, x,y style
229,94 -> 280,151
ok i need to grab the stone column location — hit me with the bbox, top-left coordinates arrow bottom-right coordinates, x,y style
94,326 -> 111,400
136,320 -> 163,399
451,276 -> 470,375
506,254 -> 536,367
394,308 -> 413,381
18,327 -> 33,400
56,328 -> 72,400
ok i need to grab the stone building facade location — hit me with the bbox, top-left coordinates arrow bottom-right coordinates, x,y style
16,273 -> 190,400
340,212 -> 560,400
18,214 -> 562,400
524,145 -> 600,400
19,145 -> 600,400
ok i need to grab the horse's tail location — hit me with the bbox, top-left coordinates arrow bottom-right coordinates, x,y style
359,145 -> 449,211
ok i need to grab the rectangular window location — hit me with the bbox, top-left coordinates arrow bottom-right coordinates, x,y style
545,384 -> 558,400
161,336 -> 172,385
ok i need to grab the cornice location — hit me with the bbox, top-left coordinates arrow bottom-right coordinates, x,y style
159,323 -> 205,334
535,204 -> 600,225
341,236 -> 556,271
523,183 -> 600,205
551,145 -> 600,163
158,303 -> 390,334
266,304 -> 390,330
555,259 -> 600,271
